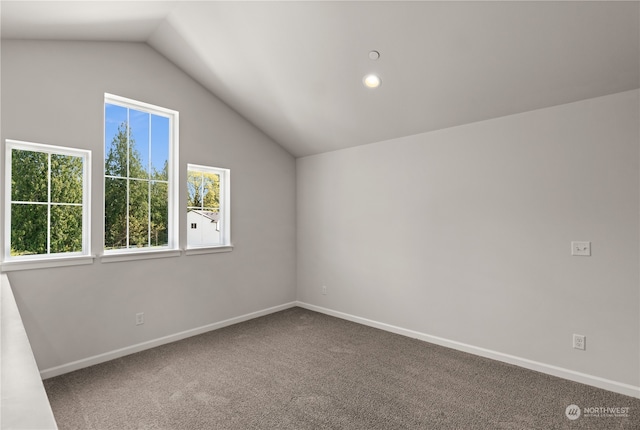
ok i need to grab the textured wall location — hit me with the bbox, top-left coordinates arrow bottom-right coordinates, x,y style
297,90 -> 640,387
1,40 -> 296,371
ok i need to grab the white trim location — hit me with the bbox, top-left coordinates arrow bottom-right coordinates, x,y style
37,301 -> 639,397
40,302 -> 297,379
296,302 -> 640,399
104,93 -> 177,118
4,139 -> 92,264
103,94 -> 179,253
184,245 -> 234,255
100,249 -> 181,263
186,164 -> 231,248
1,255 -> 95,272
83,148 -> 92,256
5,139 -> 90,157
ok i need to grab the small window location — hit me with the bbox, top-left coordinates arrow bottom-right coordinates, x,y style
187,164 -> 230,248
4,140 -> 91,260
104,94 -> 178,253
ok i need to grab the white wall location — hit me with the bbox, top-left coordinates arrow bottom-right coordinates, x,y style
297,90 -> 640,389
1,40 -> 296,372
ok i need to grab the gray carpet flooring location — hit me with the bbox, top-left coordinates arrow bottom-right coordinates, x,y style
44,307 -> 639,429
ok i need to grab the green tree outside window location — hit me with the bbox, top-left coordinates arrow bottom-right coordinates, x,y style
104,103 -> 170,250
9,146 -> 86,257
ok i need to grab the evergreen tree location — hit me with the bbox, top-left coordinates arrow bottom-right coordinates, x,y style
105,121 -> 169,249
105,122 -> 148,248
50,153 -> 84,253
11,117 -> 171,255
10,150 -> 83,255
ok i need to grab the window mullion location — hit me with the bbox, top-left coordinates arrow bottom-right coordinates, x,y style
200,172 -> 204,244
47,153 -> 52,255
126,178 -> 130,249
148,180 -> 151,247
126,108 -> 130,249
219,173 -> 224,243
148,116 -> 152,247
200,172 -> 204,210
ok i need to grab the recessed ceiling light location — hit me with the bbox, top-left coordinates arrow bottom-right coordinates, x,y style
369,50 -> 380,60
363,74 -> 381,89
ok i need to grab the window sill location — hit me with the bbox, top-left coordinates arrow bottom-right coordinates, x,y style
1,255 -> 96,272
101,249 -> 182,263
185,245 -> 234,256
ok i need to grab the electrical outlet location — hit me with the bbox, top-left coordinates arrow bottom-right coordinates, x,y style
571,241 -> 591,256
321,285 -> 327,295
573,334 -> 585,350
136,312 -> 144,326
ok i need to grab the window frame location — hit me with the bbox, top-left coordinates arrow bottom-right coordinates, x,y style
2,139 -> 93,270
102,94 -> 180,262
186,163 -> 232,254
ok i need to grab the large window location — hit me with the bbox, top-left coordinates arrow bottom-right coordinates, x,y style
104,94 -> 178,253
187,164 -> 230,248
4,140 -> 91,260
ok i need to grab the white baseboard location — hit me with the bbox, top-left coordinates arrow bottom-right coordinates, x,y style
40,300 -> 640,399
40,302 -> 297,380
296,301 -> 640,399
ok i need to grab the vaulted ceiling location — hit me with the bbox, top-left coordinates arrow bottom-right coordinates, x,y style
2,1 -> 639,157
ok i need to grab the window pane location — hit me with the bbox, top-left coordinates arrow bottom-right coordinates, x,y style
11,204 -> 47,256
150,181 -> 168,247
129,179 -> 149,247
202,172 -> 220,210
187,166 -> 227,248
187,171 -> 203,208
104,96 -> 176,254
129,109 -> 150,180
12,149 -> 48,202
105,104 -> 128,178
151,115 -> 169,180
50,205 -> 83,253
51,154 -> 83,204
104,177 -> 128,250
5,141 -> 89,261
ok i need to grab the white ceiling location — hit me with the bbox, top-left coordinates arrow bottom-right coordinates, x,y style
2,1 -> 639,157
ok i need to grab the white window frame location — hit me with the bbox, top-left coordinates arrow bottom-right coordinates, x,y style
2,139 -> 93,271
102,94 -> 180,263
186,164 -> 232,255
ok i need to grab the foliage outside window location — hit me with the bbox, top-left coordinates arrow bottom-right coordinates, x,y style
104,94 -> 178,253
187,164 -> 230,248
4,140 -> 91,260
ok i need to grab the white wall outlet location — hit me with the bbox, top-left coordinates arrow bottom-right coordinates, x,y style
573,334 -> 586,350
321,285 -> 327,295
136,312 -> 144,326
571,241 -> 591,256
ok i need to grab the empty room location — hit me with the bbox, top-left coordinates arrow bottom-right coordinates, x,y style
1,1 -> 639,429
